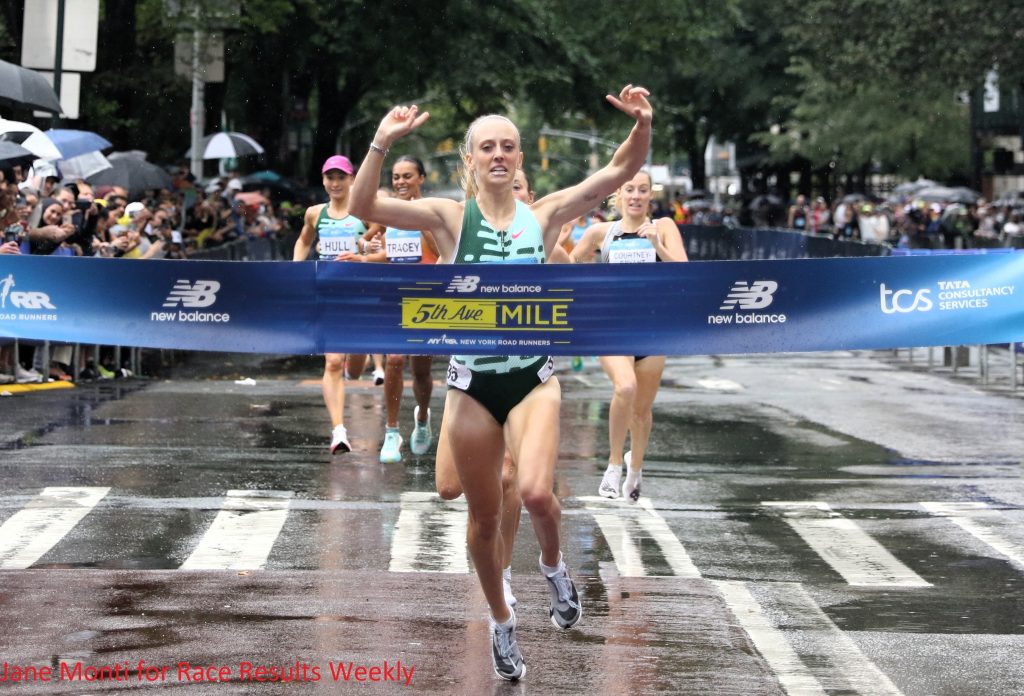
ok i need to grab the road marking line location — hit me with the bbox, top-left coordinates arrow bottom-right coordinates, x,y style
763,502 -> 931,587
636,498 -> 702,577
921,501 -> 1024,569
758,581 -> 906,695
180,490 -> 292,570
389,492 -> 468,573
591,511 -> 647,576
581,496 -> 701,577
696,378 -> 743,391
0,487 -> 109,569
713,580 -> 826,696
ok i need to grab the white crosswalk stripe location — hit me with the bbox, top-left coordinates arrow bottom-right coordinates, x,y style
0,487 -> 109,569
5,489 -> 1019,592
388,492 -> 469,573
180,490 -> 292,570
716,580 -> 906,696
580,496 -> 701,577
921,501 -> 1024,570
714,580 -> 827,696
762,501 -> 931,587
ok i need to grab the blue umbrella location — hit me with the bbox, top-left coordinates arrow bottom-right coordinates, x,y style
248,169 -> 282,181
43,128 -> 113,159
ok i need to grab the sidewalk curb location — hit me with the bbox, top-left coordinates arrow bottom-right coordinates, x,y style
0,380 -> 75,396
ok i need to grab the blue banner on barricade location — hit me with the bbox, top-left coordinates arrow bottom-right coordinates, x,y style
0,256 -> 319,354
1,254 -> 1022,355
682,225 -> 889,260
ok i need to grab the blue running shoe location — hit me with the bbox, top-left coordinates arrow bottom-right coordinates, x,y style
379,428 -> 403,463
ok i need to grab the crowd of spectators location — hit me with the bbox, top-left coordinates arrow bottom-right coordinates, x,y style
778,188 -> 1024,250
0,158 -> 302,384
1,162 -> 297,261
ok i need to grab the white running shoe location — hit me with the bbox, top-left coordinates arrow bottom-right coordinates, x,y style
542,556 -> 582,630
622,450 -> 641,502
373,368 -> 385,386
410,406 -> 432,455
379,428 -> 403,463
598,465 -> 622,498
15,364 -> 43,384
502,566 -> 517,609
330,424 -> 351,454
490,609 -> 525,681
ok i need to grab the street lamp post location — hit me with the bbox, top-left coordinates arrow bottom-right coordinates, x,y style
189,24 -> 205,179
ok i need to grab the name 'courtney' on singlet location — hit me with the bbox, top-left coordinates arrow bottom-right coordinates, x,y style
599,220 -> 659,264
316,205 -> 366,259
452,198 -> 546,374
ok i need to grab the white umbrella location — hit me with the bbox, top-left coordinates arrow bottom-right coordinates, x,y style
0,118 -> 62,160
186,132 -> 265,159
59,150 -> 112,179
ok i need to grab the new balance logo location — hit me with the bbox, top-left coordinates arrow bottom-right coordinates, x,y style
720,281 -> 778,310
163,280 -> 221,308
446,275 -> 480,293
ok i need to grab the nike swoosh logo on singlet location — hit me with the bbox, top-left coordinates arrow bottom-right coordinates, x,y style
510,228 -> 524,240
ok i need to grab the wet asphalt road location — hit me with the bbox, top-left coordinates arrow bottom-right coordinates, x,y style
0,351 -> 1022,695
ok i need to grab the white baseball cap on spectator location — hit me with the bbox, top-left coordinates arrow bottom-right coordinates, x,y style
125,201 -> 146,217
205,180 -> 223,194
226,178 -> 243,191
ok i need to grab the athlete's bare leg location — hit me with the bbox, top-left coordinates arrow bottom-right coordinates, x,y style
628,356 -> 665,473
504,377 -> 562,567
447,390 -> 510,622
599,356 -> 637,465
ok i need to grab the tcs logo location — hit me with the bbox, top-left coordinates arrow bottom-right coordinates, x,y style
879,283 -> 933,314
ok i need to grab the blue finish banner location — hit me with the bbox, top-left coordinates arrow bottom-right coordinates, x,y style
1,254 -> 1021,355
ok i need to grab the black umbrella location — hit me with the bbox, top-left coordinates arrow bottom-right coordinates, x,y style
684,198 -> 713,211
841,193 -> 868,204
85,153 -> 173,199
917,187 -> 979,206
751,194 -> 783,209
0,59 -> 62,114
949,187 -> 982,206
0,141 -> 36,168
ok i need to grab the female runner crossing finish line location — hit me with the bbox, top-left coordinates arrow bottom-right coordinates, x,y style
349,84 -> 653,682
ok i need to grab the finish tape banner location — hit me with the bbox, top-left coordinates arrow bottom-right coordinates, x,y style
1,254 -> 1021,355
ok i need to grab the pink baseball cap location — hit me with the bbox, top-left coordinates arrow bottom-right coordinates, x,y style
322,155 -> 354,175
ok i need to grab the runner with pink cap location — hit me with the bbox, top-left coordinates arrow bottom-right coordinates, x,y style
292,154 -> 376,454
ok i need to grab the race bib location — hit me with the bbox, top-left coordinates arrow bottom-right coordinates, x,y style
607,237 -> 656,264
537,357 -> 555,383
446,359 -> 472,390
385,228 -> 422,263
319,219 -> 361,258
319,231 -> 357,257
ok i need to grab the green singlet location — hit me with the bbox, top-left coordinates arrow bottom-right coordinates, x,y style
451,198 -> 546,374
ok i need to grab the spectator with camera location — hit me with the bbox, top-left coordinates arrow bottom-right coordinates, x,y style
1,183 -> 23,255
